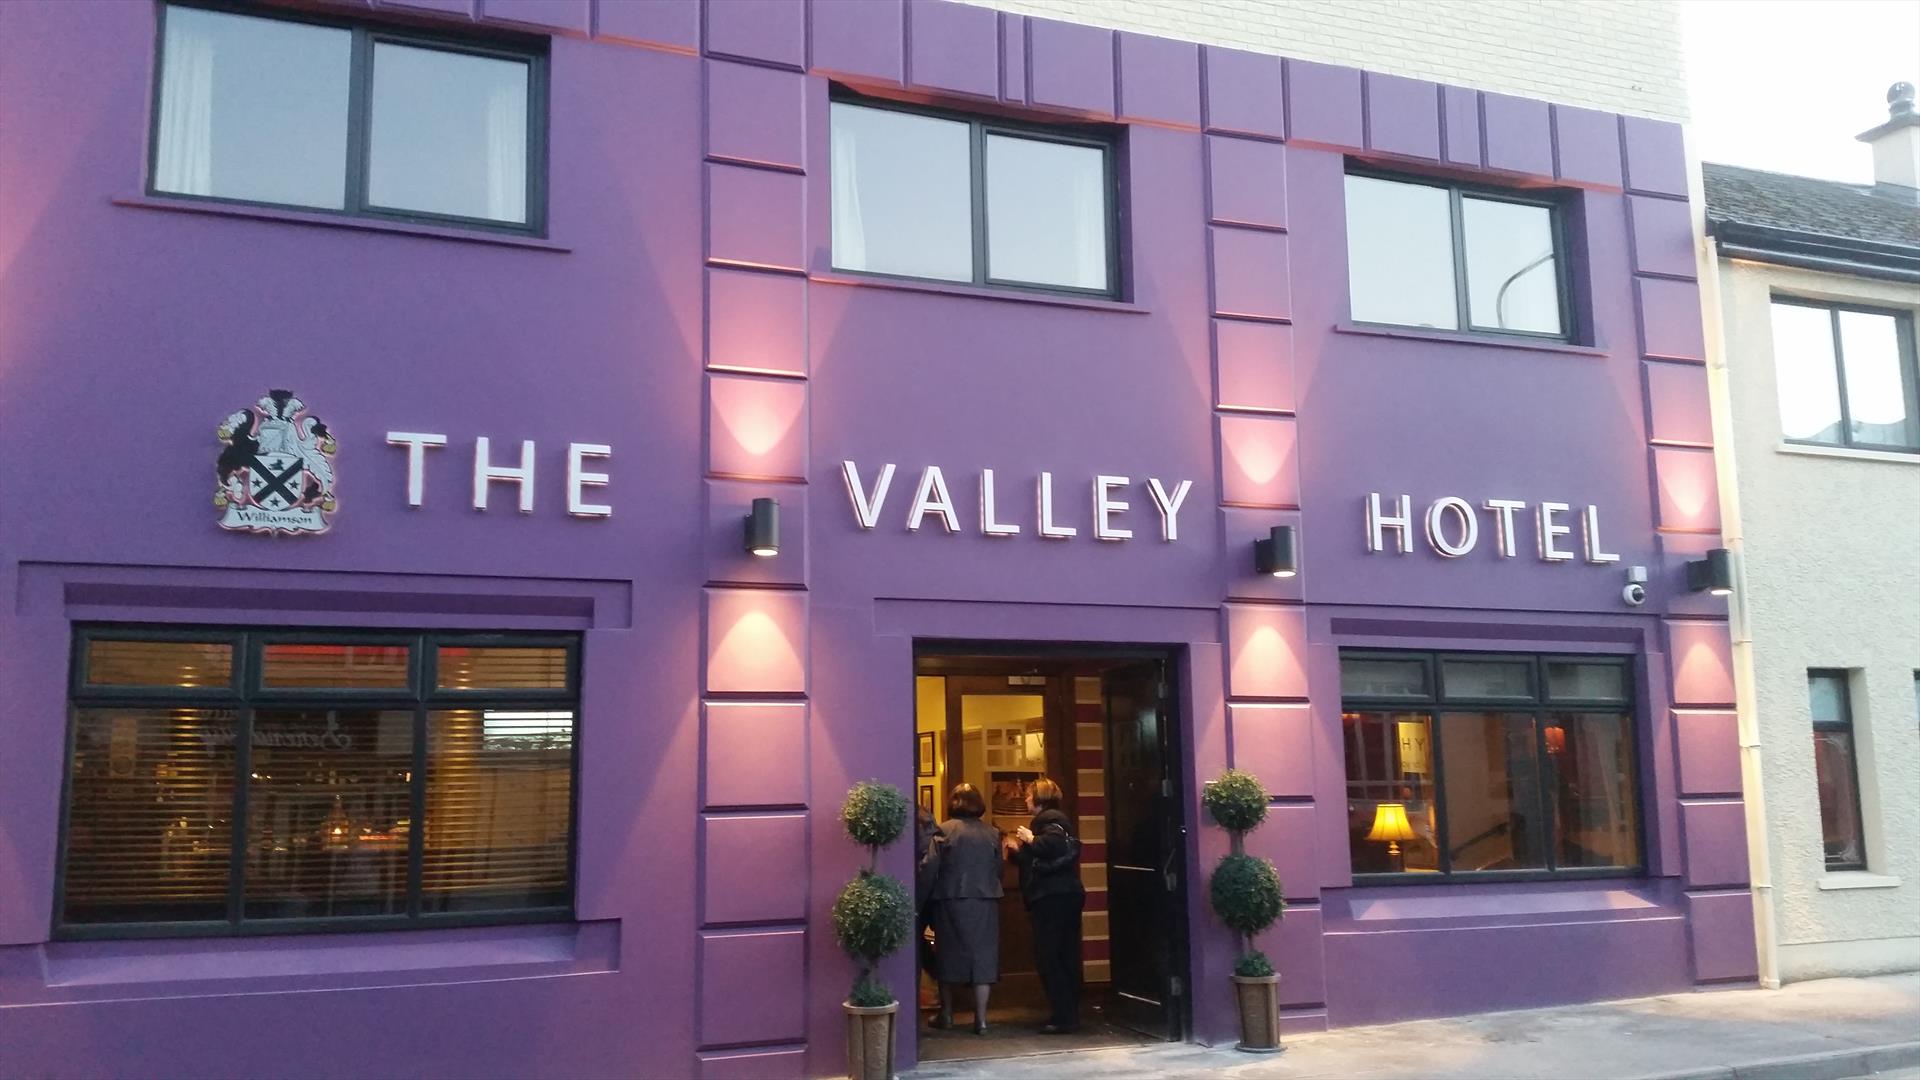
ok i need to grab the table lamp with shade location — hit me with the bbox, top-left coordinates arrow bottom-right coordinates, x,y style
1367,802 -> 1416,871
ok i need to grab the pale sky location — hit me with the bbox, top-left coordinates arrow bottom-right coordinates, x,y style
1683,0 -> 1920,182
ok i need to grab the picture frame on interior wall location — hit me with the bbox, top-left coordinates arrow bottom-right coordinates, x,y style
917,732 -> 936,777
918,785 -> 935,817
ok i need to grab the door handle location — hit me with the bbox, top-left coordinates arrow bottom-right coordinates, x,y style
1161,848 -> 1178,891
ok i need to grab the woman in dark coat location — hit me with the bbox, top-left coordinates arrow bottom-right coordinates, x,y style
924,783 -> 1002,1034
1005,776 -> 1086,1034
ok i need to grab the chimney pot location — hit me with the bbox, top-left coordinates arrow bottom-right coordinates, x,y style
1858,81 -> 1920,192
1891,81 -> 1916,118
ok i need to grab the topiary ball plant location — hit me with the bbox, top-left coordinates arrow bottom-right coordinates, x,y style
834,781 -> 914,1008
1233,951 -> 1275,979
1210,852 -> 1283,936
1203,769 -> 1270,838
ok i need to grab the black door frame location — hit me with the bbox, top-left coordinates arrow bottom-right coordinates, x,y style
912,640 -> 1192,1043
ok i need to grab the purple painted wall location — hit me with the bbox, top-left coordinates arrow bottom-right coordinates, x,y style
0,0 -> 1754,1076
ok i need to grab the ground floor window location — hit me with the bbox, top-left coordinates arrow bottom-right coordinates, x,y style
60,626 -> 578,936
1341,650 -> 1642,881
1808,670 -> 1867,871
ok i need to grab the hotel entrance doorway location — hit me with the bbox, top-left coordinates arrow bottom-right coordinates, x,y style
912,646 -> 1188,1063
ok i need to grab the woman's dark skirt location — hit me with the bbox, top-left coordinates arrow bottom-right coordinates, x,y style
931,897 -> 999,984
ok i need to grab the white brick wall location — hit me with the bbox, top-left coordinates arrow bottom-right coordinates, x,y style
961,0 -> 1687,120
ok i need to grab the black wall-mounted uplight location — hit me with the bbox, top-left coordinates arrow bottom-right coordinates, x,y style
1254,524 -> 1297,578
1686,547 -> 1733,596
745,497 -> 780,557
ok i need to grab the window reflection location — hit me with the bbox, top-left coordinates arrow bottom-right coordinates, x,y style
1463,197 -> 1561,334
1344,711 -> 1439,874
1440,712 -> 1546,872
1547,712 -> 1638,869
1345,175 -> 1458,330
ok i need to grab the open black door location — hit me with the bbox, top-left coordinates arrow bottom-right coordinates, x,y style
1102,660 -> 1187,1040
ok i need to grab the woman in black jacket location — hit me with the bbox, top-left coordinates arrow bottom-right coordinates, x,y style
1005,777 -> 1086,1034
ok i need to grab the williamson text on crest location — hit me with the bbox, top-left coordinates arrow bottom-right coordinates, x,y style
215,389 -> 338,535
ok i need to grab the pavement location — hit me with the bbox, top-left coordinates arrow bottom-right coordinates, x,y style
908,974 -> 1920,1079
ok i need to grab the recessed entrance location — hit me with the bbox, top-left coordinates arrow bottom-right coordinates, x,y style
912,644 -> 1189,1063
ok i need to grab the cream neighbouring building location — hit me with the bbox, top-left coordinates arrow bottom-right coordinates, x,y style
1704,85 -> 1920,984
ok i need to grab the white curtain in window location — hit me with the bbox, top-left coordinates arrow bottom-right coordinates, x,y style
1068,153 -> 1105,289
155,15 -> 215,195
484,81 -> 528,223
830,118 -> 867,268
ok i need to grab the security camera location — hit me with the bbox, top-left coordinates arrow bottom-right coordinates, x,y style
1622,582 -> 1647,607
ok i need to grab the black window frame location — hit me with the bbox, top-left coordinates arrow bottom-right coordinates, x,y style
147,0 -> 551,236
1341,649 -> 1645,885
1768,295 -> 1920,453
1808,669 -> 1869,872
827,89 -> 1124,299
56,624 -> 582,941
1344,166 -> 1578,343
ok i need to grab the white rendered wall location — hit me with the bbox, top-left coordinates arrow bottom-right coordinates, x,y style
1717,258 -> 1920,981
961,0 -> 1687,120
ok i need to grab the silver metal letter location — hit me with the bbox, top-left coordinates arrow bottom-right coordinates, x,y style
1146,478 -> 1192,542
386,431 -> 446,508
1424,496 -> 1478,557
1582,504 -> 1620,564
566,443 -> 612,518
473,437 -> 535,513
979,469 -> 1020,537
906,465 -> 959,533
1037,472 -> 1077,539
1484,499 -> 1526,558
1365,493 -> 1413,554
1537,502 -> 1574,561
1093,475 -> 1132,542
841,460 -> 895,530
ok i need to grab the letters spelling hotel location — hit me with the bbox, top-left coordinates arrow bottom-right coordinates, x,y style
0,1 -> 1753,1075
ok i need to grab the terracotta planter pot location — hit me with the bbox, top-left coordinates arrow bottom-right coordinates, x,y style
843,1000 -> 898,1080
1231,974 -> 1282,1053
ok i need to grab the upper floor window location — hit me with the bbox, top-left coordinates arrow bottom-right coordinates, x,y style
1345,172 -> 1569,339
1808,670 -> 1867,871
829,96 -> 1118,296
152,3 -> 545,231
60,628 -> 578,937
1768,298 -> 1919,451
1342,651 -> 1641,882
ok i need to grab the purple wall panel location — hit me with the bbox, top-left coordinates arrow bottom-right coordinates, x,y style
1553,104 -> 1623,187
1637,276 -> 1708,361
704,701 -> 809,808
1207,135 -> 1288,228
1027,17 -> 1114,116
1247,804 -> 1320,900
708,164 -> 807,270
1117,31 -> 1200,126
708,373 -> 809,480
705,0 -> 807,68
1623,116 -> 1690,197
1441,84 -> 1482,167
1286,60 -> 1363,149
1224,603 -> 1308,699
706,479 -> 808,587
704,813 -> 810,923
906,0 -> 998,98
699,929 -> 808,1046
1667,620 -> 1736,708
1482,92 -> 1553,177
1680,801 -> 1749,888
1210,226 -> 1291,320
708,267 -> 808,376
699,1046 -> 808,1079
707,61 -> 807,170
1203,45 -> 1284,139
1674,710 -> 1741,797
1214,317 -> 1294,412
1229,702 -> 1314,797
1686,890 -> 1759,982
1644,361 -> 1714,447
1272,904 -> 1326,1007
1364,73 -> 1440,160
1652,445 -> 1721,533
705,587 -> 809,694
1628,194 -> 1697,279
480,0 -> 589,34
999,11 -> 1026,103
809,0 -> 904,83
596,0 -> 699,51
1218,413 -> 1299,508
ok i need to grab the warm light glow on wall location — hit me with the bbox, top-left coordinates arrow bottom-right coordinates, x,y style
709,376 -> 806,479
1219,415 -> 1298,508
1654,446 -> 1720,532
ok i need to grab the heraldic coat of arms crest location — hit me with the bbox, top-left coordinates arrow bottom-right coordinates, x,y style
214,389 -> 337,535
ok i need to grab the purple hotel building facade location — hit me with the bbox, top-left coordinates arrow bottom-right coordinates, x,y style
0,0 -> 1758,1076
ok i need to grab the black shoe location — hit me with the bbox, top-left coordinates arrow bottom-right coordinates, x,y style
929,1013 -> 953,1030
1039,1023 -> 1079,1035
973,1020 -> 987,1035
